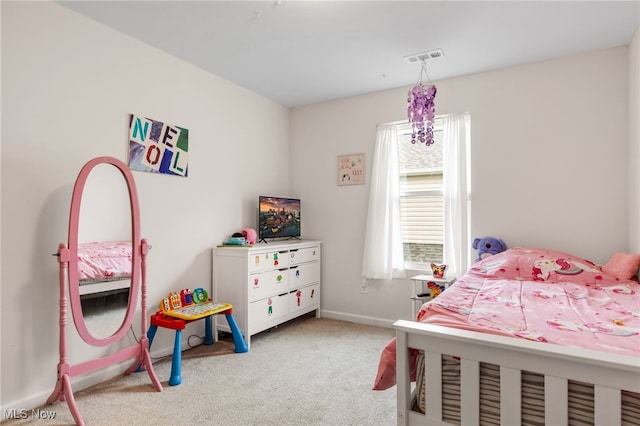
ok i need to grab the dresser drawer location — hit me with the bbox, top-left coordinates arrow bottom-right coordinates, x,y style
289,283 -> 319,314
249,293 -> 288,325
249,250 -> 290,273
249,269 -> 289,302
288,262 -> 319,290
288,246 -> 319,266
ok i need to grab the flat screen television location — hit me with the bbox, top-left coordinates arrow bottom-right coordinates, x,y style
258,196 -> 301,243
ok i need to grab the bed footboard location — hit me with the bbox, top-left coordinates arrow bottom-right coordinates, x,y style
393,320 -> 640,426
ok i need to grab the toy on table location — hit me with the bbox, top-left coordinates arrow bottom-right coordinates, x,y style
417,281 -> 447,298
472,236 -> 507,262
160,287 -> 232,320
149,288 -> 247,387
430,263 -> 448,278
427,281 -> 446,298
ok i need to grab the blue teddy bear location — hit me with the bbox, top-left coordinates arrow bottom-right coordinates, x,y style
472,237 -> 507,262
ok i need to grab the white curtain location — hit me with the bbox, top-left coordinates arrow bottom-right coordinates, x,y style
361,123 -> 406,280
442,113 -> 471,277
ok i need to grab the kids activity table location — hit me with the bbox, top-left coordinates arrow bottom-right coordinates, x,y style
146,306 -> 248,386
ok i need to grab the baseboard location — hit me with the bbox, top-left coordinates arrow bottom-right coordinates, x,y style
319,309 -> 396,329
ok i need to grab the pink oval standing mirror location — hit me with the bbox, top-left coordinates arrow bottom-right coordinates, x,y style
67,157 -> 141,346
47,156 -> 161,426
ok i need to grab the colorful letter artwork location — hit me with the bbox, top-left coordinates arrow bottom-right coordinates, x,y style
128,114 -> 189,177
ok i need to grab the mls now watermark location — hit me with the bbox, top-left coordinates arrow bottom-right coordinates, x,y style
4,408 -> 57,420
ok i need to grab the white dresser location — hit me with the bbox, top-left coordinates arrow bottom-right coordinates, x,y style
213,240 -> 321,348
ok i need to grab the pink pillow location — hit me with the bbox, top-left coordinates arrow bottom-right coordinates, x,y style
602,252 -> 640,280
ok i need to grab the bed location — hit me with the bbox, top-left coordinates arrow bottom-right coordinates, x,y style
374,247 -> 640,425
77,240 -> 133,296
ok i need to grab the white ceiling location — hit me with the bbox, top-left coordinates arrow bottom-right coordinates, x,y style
59,1 -> 639,108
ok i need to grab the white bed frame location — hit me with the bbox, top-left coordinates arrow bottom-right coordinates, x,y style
79,277 -> 130,296
394,319 -> 640,426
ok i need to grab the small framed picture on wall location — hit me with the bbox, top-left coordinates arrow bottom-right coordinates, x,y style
337,153 -> 365,186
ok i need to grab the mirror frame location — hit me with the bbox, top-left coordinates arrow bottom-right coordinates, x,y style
67,157 -> 141,347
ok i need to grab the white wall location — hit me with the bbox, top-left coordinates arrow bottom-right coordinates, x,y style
629,27 -> 640,253
290,46 -> 632,327
1,2 -> 289,411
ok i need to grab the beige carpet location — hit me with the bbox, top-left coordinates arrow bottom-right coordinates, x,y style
5,315 -> 397,425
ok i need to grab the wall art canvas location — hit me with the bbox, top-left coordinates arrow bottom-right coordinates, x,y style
337,153 -> 365,186
128,114 -> 189,177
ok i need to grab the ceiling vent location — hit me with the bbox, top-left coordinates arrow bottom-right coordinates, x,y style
404,49 -> 445,64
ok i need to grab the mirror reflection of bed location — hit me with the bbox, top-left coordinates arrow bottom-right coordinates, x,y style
77,163 -> 132,339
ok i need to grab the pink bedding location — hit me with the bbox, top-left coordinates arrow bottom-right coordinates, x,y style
373,247 -> 640,390
77,241 -> 132,282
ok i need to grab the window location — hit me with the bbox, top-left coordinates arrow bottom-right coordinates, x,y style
397,120 -> 444,268
362,113 -> 470,281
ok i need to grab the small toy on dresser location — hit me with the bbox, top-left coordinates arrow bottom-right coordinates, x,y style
222,232 -> 252,246
242,228 -> 257,244
472,236 -> 507,262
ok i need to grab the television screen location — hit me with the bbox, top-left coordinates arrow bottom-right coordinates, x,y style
258,196 -> 301,242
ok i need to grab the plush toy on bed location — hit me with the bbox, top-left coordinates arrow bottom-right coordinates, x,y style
472,237 -> 507,262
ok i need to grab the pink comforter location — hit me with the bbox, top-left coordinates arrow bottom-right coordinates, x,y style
373,247 -> 640,390
77,241 -> 132,281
